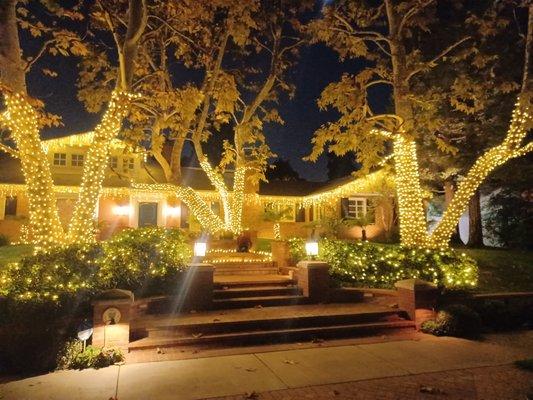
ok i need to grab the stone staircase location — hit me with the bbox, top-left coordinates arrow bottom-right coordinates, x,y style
128,271 -> 415,353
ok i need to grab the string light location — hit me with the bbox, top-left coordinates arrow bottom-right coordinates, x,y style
2,92 -> 66,252
430,96 -> 532,247
392,135 -> 430,248
68,90 -> 138,243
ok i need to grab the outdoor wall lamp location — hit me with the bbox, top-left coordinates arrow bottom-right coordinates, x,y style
112,205 -> 132,216
164,205 -> 181,217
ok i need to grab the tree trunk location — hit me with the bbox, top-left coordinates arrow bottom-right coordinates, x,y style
386,1 -> 429,247
444,178 -> 462,244
170,135 -> 185,183
1,1 -> 65,251
0,1 -> 25,92
68,0 -> 147,243
467,188 -> 483,247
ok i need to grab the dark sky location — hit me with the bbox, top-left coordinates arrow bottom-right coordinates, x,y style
28,3 -> 391,183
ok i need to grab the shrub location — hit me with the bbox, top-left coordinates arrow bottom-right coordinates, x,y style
287,237 -> 306,264
287,238 -> 478,289
99,227 -> 192,296
57,340 -> 124,370
474,300 -> 531,331
0,234 -> 10,246
421,304 -> 482,338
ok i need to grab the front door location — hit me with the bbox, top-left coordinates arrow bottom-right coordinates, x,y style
138,202 -> 158,227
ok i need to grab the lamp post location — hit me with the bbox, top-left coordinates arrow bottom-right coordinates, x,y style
193,239 -> 207,259
305,239 -> 319,260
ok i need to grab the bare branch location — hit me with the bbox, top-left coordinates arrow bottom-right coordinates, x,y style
398,0 -> 435,36
406,36 -> 471,82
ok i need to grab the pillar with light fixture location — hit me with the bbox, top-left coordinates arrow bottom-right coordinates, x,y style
298,238 -> 330,303
194,240 -> 207,258
305,239 -> 319,259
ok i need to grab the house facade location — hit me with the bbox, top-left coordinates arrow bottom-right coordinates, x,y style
0,133 -> 392,242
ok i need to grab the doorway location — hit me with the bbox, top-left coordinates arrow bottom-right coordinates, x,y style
138,202 -> 158,227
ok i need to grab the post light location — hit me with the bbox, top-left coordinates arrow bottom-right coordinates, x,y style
305,240 -> 319,258
194,240 -> 207,258
113,205 -> 132,216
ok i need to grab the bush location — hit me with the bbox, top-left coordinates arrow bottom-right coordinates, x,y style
287,237 -> 306,264
287,238 -> 478,289
0,227 -> 192,374
421,304 -> 482,338
99,227 -> 192,296
0,234 -> 10,246
474,300 -> 531,331
57,340 -> 124,370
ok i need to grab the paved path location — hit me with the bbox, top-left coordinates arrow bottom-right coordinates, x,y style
1,334 -> 532,400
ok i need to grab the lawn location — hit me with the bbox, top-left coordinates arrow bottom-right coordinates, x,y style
460,248 -> 533,293
0,244 -> 33,266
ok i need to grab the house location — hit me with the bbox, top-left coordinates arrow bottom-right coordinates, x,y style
0,133 -> 393,242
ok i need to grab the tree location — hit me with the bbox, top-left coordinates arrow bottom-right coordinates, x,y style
0,0 -> 147,250
107,0 -> 312,234
306,0 -> 532,248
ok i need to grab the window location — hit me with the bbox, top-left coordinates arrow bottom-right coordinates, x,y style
263,202 -> 295,222
122,157 -> 135,173
109,156 -> 118,169
295,206 -> 306,222
4,196 -> 17,217
71,154 -> 84,167
53,153 -> 66,166
348,197 -> 366,219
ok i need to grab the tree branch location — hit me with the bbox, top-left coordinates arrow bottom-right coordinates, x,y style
398,0 -> 435,36
0,141 -> 19,158
406,36 -> 471,82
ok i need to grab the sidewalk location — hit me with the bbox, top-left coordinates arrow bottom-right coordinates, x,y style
1,333 -> 532,400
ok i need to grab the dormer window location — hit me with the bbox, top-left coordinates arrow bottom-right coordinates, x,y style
71,154 -> 84,167
53,153 -> 67,166
122,157 -> 135,173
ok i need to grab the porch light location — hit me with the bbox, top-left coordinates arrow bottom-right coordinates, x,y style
305,240 -> 319,258
113,205 -> 132,216
164,205 -> 181,217
194,240 -> 207,258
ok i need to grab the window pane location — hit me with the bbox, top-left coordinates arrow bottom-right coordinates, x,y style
4,196 -> 17,216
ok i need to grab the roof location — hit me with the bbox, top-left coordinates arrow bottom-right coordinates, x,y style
258,179 -> 326,196
42,132 -> 125,152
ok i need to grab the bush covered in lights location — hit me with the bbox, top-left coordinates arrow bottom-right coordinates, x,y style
288,238 -> 478,289
0,227 -> 192,373
98,227 -> 192,295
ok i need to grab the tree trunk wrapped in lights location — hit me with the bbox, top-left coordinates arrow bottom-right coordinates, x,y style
67,91 -> 136,242
430,95 -> 532,247
2,93 -> 65,251
175,186 -> 225,233
393,135 -> 430,247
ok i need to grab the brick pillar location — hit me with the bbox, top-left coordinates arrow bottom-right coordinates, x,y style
395,279 -> 438,328
271,240 -> 290,269
174,263 -> 214,312
92,289 -> 134,350
297,260 -> 330,303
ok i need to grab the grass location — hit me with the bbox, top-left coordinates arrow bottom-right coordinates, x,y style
460,247 -> 533,293
0,244 -> 33,266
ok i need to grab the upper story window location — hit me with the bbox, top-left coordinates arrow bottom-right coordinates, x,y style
71,154 -> 84,167
109,156 -> 118,169
122,157 -> 135,173
53,153 -> 67,166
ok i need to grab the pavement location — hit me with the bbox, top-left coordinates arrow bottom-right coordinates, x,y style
1,332 -> 532,400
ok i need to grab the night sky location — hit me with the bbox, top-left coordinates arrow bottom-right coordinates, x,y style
28,3 -> 391,183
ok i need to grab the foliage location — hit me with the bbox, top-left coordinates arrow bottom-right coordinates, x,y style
288,238 -> 478,289
484,188 -> 533,249
99,227 -> 191,296
57,341 -> 124,370
287,237 -> 306,265
0,244 -> 103,301
421,304 -> 482,338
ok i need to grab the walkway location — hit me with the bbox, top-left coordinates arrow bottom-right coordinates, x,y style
1,333 -> 532,400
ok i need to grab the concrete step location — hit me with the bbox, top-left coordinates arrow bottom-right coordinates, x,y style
128,320 -> 415,351
213,286 -> 302,299
214,275 -> 295,288
135,309 -> 409,339
213,295 -> 307,309
214,269 -> 280,276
